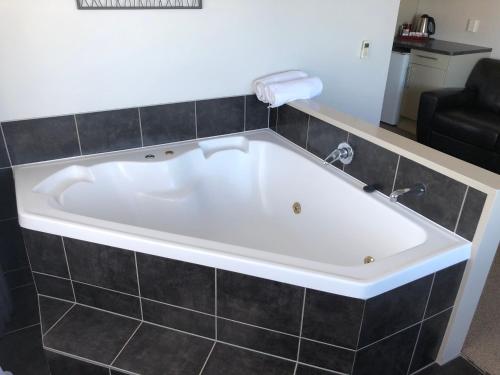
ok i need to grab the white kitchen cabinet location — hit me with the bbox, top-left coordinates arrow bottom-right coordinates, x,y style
400,49 -> 491,120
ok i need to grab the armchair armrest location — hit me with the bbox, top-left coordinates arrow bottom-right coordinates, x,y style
417,88 -> 472,144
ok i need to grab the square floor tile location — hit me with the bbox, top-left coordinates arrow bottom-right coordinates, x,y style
43,305 -> 140,365
45,351 -> 109,375
201,343 -> 294,375
113,323 -> 213,375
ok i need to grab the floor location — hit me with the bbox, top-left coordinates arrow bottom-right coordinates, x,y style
0,322 -> 486,375
463,249 -> 500,375
380,116 -> 417,141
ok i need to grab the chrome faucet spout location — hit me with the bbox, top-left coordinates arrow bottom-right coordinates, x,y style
390,183 -> 426,202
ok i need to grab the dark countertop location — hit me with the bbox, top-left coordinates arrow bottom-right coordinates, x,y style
393,38 -> 492,56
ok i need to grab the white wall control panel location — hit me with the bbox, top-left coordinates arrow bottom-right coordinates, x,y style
467,19 -> 480,33
360,40 -> 370,59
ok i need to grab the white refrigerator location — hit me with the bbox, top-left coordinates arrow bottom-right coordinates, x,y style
381,51 -> 411,125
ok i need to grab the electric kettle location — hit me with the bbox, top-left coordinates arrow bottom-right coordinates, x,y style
417,14 -> 436,36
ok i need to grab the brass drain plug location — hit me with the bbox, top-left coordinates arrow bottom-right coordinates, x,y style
292,202 -> 302,215
364,256 -> 375,264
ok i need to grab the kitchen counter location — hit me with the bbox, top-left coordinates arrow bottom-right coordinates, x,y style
393,38 -> 492,56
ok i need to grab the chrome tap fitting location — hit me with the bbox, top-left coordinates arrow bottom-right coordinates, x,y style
323,142 -> 354,165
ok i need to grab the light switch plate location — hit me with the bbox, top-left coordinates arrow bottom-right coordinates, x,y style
467,19 -> 480,33
360,40 -> 370,59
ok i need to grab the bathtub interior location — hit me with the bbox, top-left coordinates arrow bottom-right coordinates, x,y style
30,134 -> 435,267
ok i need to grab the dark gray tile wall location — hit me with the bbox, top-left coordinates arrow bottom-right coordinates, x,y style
456,188 -> 487,241
33,273 -> 74,301
410,309 -> 453,373
307,116 -> 348,169
0,169 -> 17,220
245,95 -> 269,131
142,298 -> 215,338
353,325 -> 420,375
217,318 -> 298,359
217,270 -> 303,335
197,96 -> 245,138
23,230 -> 68,278
137,253 -> 215,314
276,104 -> 309,148
64,238 -> 138,295
0,129 -> 10,168
2,115 -> 80,165
0,95 -> 267,167
395,157 -> 468,231
269,105 -> 487,241
344,134 -> 399,195
358,275 -> 433,347
299,339 -> 355,374
76,108 -> 141,154
302,289 -> 364,349
32,230 -> 467,375
140,101 -> 196,146
0,219 -> 28,272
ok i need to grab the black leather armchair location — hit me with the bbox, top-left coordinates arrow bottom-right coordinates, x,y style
417,58 -> 500,173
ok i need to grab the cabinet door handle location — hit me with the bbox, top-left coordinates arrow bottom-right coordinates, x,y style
416,54 -> 439,61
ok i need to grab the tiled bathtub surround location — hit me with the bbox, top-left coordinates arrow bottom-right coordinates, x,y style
0,95 -> 269,166
25,229 -> 467,375
273,105 -> 486,242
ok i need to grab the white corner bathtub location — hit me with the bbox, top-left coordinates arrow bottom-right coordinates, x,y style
14,129 -> 471,299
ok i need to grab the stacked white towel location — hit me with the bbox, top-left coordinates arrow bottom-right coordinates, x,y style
253,71 -> 308,102
0,367 -> 13,375
264,77 -> 323,108
252,71 -> 323,108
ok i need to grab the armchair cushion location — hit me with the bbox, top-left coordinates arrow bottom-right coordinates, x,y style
466,58 -> 500,114
433,108 -> 500,151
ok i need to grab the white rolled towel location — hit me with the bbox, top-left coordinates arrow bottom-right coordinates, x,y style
253,71 -> 308,103
265,77 -> 323,108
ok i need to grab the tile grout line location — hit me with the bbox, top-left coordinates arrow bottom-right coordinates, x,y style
214,268 -> 218,340
198,341 -> 216,375
409,361 -> 436,375
61,237 -> 76,302
454,186 -> 469,233
297,362 -> 349,375
43,346 -> 137,374
304,115 -> 311,151
110,321 -> 143,367
300,336 -> 356,352
243,96 -> 247,132
194,101 -> 198,139
42,304 -> 76,338
0,123 -> 13,166
217,315 -> 303,340
350,299 -> 367,374
391,155 -> 401,193
133,252 -> 144,320
406,273 -> 436,375
73,114 -> 83,156
38,293 -> 75,304
137,108 -> 144,148
2,322 -> 41,337
142,296 -> 214,317
19,233 -> 43,339
357,320 -> 422,352
2,265 -> 28,273
293,288 -> 307,375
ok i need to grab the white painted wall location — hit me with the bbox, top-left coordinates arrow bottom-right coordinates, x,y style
416,0 -> 498,58
0,0 -> 399,125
